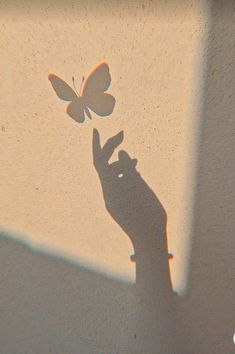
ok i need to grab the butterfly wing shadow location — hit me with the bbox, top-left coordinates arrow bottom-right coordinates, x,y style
83,62 -> 116,118
48,74 -> 87,124
66,98 -> 86,123
85,93 -> 115,117
48,74 -> 77,102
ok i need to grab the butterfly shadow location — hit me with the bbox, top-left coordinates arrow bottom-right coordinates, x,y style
48,62 -> 115,123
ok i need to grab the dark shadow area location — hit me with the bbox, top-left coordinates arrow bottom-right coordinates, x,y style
179,2 -> 235,353
0,229 -> 136,354
93,129 -> 178,353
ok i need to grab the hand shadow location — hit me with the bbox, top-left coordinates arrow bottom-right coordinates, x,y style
93,129 -> 178,353
93,129 -> 175,295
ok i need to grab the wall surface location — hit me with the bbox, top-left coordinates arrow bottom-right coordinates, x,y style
0,1 -> 234,353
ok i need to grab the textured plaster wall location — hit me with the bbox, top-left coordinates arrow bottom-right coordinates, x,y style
0,1 -> 234,353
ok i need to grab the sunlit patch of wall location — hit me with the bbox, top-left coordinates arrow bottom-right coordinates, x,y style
0,226 -> 134,283
0,0 -> 209,288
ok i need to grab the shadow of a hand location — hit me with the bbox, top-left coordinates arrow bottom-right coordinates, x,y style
93,129 -> 177,353
92,129 -> 167,258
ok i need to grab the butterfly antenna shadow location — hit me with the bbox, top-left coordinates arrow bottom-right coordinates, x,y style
72,76 -> 79,96
85,107 -> 92,120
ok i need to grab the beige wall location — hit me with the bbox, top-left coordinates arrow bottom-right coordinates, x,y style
0,1 -> 234,353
